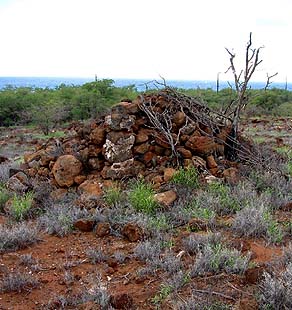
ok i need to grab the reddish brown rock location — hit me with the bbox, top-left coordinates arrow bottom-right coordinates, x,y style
206,155 -> 217,169
244,266 -> 265,284
73,218 -> 95,232
110,293 -> 134,309
177,147 -> 192,159
52,155 -> 83,187
135,132 -> 149,144
133,143 -> 150,154
173,111 -> 186,127
50,188 -> 68,201
122,223 -> 142,242
89,126 -> 106,145
95,222 -> 111,237
163,168 -> 177,182
6,171 -> 31,193
223,167 -> 239,184
101,159 -> 144,180
24,149 -> 44,163
78,179 -> 103,197
154,190 -> 177,207
74,175 -> 87,185
185,135 -> 218,156
143,151 -> 156,165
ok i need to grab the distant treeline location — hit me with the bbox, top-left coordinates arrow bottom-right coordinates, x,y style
0,79 -> 291,129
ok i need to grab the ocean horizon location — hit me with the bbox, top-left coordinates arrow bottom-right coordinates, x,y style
0,76 -> 291,92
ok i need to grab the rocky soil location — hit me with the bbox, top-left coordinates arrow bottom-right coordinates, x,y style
0,91 -> 292,309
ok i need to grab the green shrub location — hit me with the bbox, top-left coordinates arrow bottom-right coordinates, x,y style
128,180 -> 158,214
103,185 -> 123,206
207,182 -> 240,215
191,243 -> 250,276
9,192 -> 34,221
0,186 -> 11,212
171,166 -> 199,188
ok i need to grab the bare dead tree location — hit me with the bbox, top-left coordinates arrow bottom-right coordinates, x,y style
224,32 -> 264,160
264,72 -> 278,91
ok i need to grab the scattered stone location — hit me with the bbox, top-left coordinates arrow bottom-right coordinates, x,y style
78,179 -> 103,198
163,168 -> 176,182
110,293 -> 134,309
95,222 -> 111,237
122,223 -> 142,242
244,266 -> 265,285
154,190 -> 177,207
206,155 -> 217,169
73,218 -> 95,232
223,167 -> 239,184
6,171 -> 31,193
185,136 -> 218,156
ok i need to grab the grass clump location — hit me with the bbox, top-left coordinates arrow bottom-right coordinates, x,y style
191,243 -> 250,276
128,180 -> 158,214
0,272 -> 39,293
0,186 -> 11,212
38,204 -> 89,237
259,263 -> 292,310
171,166 -> 200,188
232,205 -> 283,243
8,192 -> 34,221
207,182 -> 240,215
0,222 -> 40,252
103,185 -> 123,206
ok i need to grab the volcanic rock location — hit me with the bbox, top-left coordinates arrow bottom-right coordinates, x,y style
52,155 -> 83,187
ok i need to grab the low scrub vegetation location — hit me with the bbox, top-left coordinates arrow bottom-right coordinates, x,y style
128,180 -> 159,214
0,222 -> 40,252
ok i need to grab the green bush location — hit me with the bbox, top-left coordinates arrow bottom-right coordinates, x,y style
171,166 -> 199,188
9,192 -> 34,221
0,186 -> 11,212
103,185 -> 123,206
128,180 -> 158,214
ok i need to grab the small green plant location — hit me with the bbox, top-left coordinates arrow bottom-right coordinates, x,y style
264,212 -> 284,244
191,243 -> 250,276
171,166 -> 200,188
9,192 -> 34,221
103,185 -> 123,206
128,180 -> 158,214
0,186 -> 11,212
147,214 -> 171,232
151,284 -> 173,306
207,182 -> 240,214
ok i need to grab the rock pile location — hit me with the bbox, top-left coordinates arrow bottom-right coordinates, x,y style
19,89 -> 235,193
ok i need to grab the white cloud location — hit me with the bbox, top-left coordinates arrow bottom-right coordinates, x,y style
0,0 -> 291,81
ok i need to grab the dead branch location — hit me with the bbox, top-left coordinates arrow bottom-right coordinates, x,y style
264,72 -> 278,91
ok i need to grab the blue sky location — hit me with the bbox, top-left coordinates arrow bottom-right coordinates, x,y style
0,0 -> 291,82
